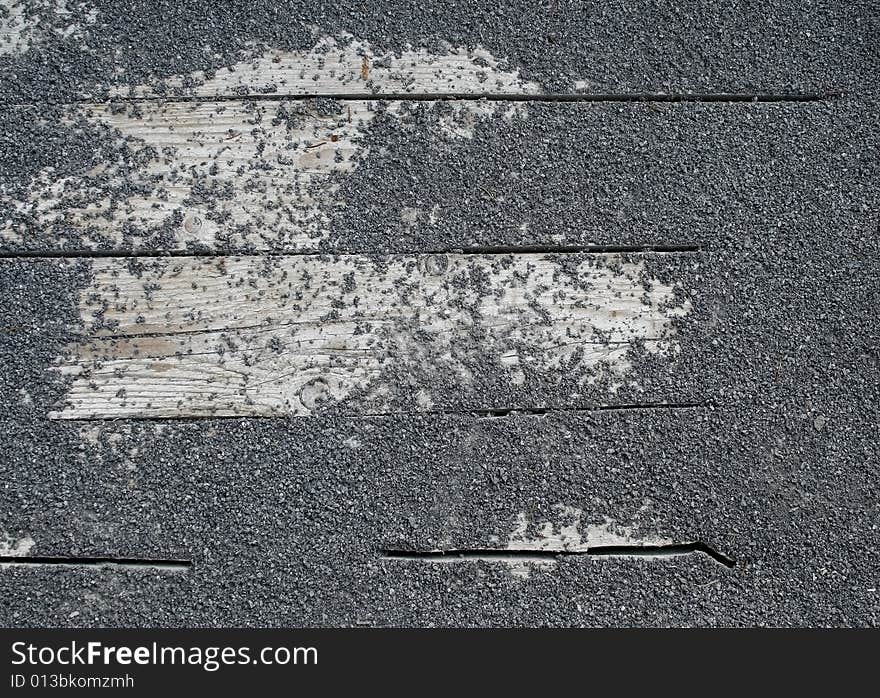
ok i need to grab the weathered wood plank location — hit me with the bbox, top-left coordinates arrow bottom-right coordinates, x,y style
2,99 -> 373,251
108,35 -> 542,99
0,0 -> 28,55
3,97 -> 852,254
47,252 -> 692,419
3,97 -> 533,251
0,0 -> 96,57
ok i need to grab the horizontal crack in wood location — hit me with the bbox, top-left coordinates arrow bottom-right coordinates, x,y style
382,542 -> 736,568
6,91 -> 843,108
0,556 -> 191,571
0,245 -> 702,260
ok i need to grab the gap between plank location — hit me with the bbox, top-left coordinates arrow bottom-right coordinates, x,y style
11,91 -> 842,107
467,403 -> 704,419
0,244 -> 702,260
382,542 -> 736,568
0,556 -> 191,571
58,403 -> 706,423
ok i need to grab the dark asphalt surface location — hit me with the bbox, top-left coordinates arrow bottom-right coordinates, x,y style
0,1 -> 878,626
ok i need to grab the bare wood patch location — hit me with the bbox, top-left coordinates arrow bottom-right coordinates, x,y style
107,33 -> 542,99
0,0 -> 29,55
2,34 -> 540,252
0,0 -> 97,56
50,252 -> 690,419
4,99 -> 373,250
0,532 -> 35,557
503,505 -> 673,577
3,96 -> 528,251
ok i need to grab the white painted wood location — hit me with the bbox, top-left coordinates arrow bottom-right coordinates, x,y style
49,252 -> 690,419
0,0 -> 96,56
3,99 -> 373,250
2,97 -> 527,251
107,34 -> 542,99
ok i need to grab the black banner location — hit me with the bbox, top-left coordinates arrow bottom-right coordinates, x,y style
0,629 -> 875,693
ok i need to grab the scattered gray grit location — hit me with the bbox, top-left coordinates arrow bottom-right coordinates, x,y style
0,1 -> 878,627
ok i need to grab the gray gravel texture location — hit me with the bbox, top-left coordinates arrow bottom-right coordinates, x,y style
0,0 -> 877,101
0,1 -> 878,626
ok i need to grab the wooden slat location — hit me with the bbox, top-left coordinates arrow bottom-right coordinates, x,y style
3,97 -> 535,252
0,409 -> 742,626
0,0 -> 95,57
47,252 -> 692,419
3,99 -> 373,251
2,96 -> 843,254
107,35 -> 542,99
0,0 -> 27,56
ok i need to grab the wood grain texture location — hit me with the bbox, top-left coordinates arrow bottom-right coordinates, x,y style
3,99 -> 372,251
3,97 -> 528,251
5,94 -> 853,256
49,252 -> 692,419
0,0 -> 96,56
2,32 -> 538,255
104,34 -> 542,99
0,0 -> 28,55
